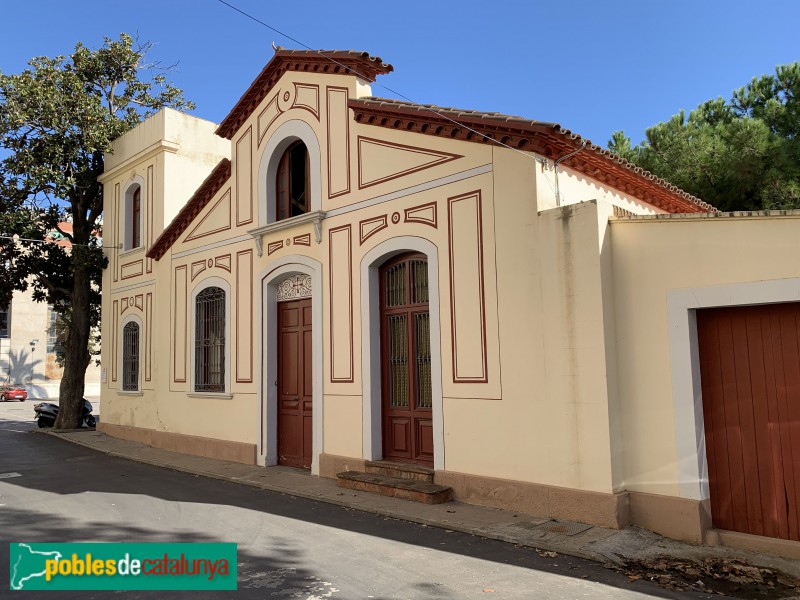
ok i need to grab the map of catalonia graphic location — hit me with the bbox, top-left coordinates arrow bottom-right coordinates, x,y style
10,543 -> 63,590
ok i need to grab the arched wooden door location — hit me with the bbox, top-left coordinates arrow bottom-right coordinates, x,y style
380,253 -> 434,466
277,282 -> 313,469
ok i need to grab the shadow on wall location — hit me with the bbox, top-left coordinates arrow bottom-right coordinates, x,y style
1,348 -> 49,398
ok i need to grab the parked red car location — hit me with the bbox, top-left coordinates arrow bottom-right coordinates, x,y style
0,385 -> 28,402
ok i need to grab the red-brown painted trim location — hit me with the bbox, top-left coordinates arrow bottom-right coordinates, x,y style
113,183 -> 120,282
121,297 -> 130,315
184,188 -> 232,243
120,259 -> 144,280
448,190 -> 488,384
257,95 -> 283,147
173,265 -> 188,383
292,83 -> 320,119
235,127 -> 254,227
327,86 -> 351,198
404,201 -> 438,228
215,254 -> 232,272
329,224 -> 354,383
217,49 -> 393,140
145,292 -> 152,382
148,159 -> 232,260
359,214 -> 388,245
146,165 -> 154,273
350,98 -> 715,214
134,294 -> 144,311
190,260 -> 207,281
112,300 -> 118,382
356,136 -> 462,190
293,233 -> 311,246
236,249 -> 254,384
267,240 -> 284,256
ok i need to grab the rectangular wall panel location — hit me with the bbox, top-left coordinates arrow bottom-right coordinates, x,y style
329,225 -> 353,382
146,165 -> 153,273
113,183 -> 120,282
111,300 -> 118,382
236,250 -> 253,383
327,87 -> 350,198
448,191 -> 488,383
236,127 -> 253,226
173,265 -> 188,383
145,292 -> 153,382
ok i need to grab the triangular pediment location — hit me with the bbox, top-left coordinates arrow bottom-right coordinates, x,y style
357,136 -> 461,189
184,189 -> 231,242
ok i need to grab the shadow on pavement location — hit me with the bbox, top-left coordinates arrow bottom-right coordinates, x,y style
0,426 -> 710,599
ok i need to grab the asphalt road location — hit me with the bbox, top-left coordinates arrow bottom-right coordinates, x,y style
0,406 -> 714,599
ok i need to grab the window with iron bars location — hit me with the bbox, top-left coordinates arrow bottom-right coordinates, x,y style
195,287 -> 226,392
122,321 -> 140,391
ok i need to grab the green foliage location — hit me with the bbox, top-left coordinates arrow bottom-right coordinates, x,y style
608,63 -> 800,212
0,33 -> 193,400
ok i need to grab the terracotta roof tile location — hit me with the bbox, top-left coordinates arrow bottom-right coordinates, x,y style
216,48 -> 393,139
350,97 -> 716,214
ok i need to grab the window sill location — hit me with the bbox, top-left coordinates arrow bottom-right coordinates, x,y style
187,392 -> 233,400
248,210 -> 326,256
119,246 -> 145,258
118,390 -> 143,396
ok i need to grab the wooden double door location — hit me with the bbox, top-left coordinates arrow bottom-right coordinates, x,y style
380,254 -> 434,466
277,298 -> 313,469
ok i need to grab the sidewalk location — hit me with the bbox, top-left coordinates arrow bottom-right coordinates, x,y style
44,428 -> 800,584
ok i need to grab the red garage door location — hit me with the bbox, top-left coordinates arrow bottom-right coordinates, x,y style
697,303 -> 800,540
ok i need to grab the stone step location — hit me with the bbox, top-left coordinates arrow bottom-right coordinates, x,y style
336,471 -> 453,504
364,459 -> 435,483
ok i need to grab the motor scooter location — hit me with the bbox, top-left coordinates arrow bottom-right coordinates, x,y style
33,399 -> 96,428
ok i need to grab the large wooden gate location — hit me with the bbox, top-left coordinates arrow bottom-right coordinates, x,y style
697,303 -> 800,540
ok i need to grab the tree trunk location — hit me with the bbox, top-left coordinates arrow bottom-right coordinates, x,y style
54,253 -> 91,429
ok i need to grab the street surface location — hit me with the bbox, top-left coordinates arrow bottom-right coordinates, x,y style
0,401 -> 715,599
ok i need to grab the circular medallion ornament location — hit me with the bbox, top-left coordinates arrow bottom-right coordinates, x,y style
283,91 -> 290,102
286,238 -> 291,245
391,212 -> 401,224
208,259 -> 213,267
129,297 -> 134,304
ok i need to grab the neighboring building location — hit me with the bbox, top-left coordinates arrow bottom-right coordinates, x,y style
1,224 -> 101,398
98,48 -> 800,556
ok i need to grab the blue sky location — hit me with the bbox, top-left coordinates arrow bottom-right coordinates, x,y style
1,0 -> 798,147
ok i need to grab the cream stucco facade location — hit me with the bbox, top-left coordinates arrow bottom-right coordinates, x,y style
98,49 -> 800,556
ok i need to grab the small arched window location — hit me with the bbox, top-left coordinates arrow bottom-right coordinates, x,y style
276,141 -> 309,221
195,286 -> 226,392
123,184 -> 142,250
122,321 -> 140,391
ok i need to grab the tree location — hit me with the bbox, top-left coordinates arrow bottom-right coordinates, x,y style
0,34 -> 194,428
609,63 -> 800,212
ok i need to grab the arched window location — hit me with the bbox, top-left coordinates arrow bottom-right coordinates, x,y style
276,141 -> 309,221
195,286 -> 226,392
123,184 -> 142,250
122,321 -> 140,391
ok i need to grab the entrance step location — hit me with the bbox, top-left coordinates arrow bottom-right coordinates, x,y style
336,471 -> 453,504
364,459 -> 434,483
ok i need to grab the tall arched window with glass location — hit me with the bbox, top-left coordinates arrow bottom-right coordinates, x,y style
195,287 -> 226,392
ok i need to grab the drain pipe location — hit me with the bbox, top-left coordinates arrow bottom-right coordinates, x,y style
553,140 -> 587,207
